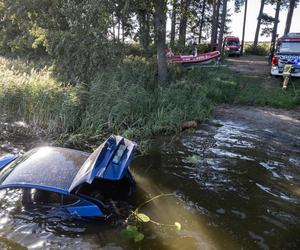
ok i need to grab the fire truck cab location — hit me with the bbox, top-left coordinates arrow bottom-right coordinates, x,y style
271,33 -> 300,77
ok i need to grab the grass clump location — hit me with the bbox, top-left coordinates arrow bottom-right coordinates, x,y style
0,56 -> 82,134
81,56 -> 212,139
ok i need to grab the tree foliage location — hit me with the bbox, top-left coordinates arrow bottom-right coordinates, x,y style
0,0 -> 298,82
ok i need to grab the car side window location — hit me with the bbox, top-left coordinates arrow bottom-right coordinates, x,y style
30,189 -> 61,206
26,189 -> 80,207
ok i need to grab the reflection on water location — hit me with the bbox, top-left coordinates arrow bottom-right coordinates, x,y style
1,108 -> 300,249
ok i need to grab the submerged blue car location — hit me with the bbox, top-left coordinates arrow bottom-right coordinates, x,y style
0,135 -> 137,218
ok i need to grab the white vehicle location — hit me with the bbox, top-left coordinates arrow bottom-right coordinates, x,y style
271,33 -> 300,77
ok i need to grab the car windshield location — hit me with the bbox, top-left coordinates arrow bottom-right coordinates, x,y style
226,41 -> 239,46
278,42 -> 300,54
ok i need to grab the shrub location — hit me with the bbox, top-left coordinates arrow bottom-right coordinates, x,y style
171,43 -> 211,55
244,44 -> 269,56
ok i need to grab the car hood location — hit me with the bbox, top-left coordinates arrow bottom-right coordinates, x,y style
69,135 -> 136,193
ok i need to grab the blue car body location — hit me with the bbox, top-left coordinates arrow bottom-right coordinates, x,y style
0,135 -> 137,218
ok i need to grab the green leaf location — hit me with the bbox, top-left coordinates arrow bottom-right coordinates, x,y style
174,222 -> 181,231
126,225 -> 138,232
136,213 -> 150,223
134,232 -> 145,242
121,225 -> 140,240
121,229 -> 134,239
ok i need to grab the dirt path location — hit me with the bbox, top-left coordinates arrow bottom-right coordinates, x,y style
226,55 -> 271,77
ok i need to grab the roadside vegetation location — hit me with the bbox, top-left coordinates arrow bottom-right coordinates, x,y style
244,42 -> 270,56
1,55 -> 299,150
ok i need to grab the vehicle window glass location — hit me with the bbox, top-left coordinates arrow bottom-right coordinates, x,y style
227,41 -> 239,46
62,195 -> 80,205
30,189 -> 62,205
279,42 -> 300,53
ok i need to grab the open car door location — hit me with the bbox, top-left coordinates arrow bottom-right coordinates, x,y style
69,135 -> 136,193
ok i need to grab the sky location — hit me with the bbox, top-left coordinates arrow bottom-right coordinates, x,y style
228,0 -> 300,41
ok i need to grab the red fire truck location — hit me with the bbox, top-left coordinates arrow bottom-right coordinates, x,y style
223,36 -> 241,56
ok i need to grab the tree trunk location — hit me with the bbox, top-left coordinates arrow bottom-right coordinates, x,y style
210,0 -> 221,49
145,13 -> 150,46
155,0 -> 168,83
198,0 -> 206,44
217,0 -> 228,52
170,0 -> 178,48
138,10 -> 151,50
112,13 -> 116,43
117,18 -> 120,43
178,0 -> 191,46
284,0 -> 296,35
122,17 -> 125,43
210,0 -> 217,46
240,0 -> 248,55
254,0 -> 265,47
270,0 -> 281,56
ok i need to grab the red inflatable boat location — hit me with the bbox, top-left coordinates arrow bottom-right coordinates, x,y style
167,51 -> 220,66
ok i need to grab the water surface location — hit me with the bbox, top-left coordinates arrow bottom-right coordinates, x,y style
0,106 -> 299,249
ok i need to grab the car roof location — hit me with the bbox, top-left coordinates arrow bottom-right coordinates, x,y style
0,147 -> 89,192
224,36 -> 239,40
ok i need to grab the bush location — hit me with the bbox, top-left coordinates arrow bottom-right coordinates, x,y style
171,43 -> 211,55
0,0 -> 115,84
244,44 -> 269,56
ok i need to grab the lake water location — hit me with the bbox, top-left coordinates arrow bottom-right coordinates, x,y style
0,106 -> 299,249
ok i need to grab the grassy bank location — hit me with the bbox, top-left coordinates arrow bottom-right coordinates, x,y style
0,56 -> 82,134
1,55 -> 300,150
